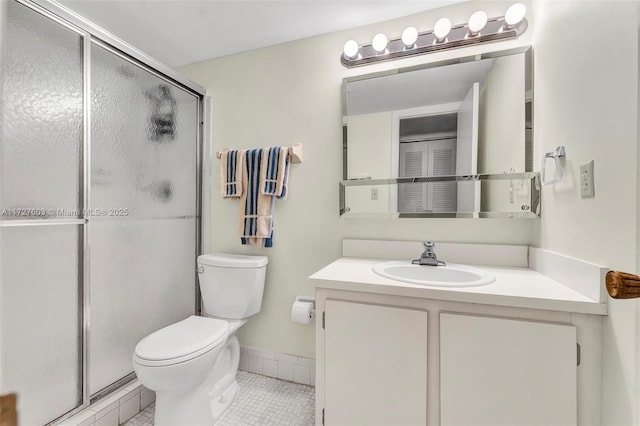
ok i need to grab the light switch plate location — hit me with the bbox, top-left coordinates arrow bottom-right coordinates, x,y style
580,160 -> 595,198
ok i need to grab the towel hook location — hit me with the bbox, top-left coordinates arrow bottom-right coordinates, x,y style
541,146 -> 566,185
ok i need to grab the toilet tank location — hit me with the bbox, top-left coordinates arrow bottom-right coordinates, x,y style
197,253 -> 268,319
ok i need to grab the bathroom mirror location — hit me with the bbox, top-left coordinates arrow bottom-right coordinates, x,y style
342,46 -> 533,217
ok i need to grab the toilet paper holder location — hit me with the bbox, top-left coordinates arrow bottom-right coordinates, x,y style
291,295 -> 316,323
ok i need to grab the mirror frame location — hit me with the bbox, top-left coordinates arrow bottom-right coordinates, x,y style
340,46 -> 535,219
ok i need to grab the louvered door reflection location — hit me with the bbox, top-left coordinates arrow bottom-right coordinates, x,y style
429,141 -> 457,212
398,139 -> 456,213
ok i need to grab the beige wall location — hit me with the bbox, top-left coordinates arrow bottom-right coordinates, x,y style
531,1 -> 638,425
479,53 -> 527,212
180,1 -> 639,424
179,0 -> 535,361
479,54 -> 526,174
347,111 -> 392,180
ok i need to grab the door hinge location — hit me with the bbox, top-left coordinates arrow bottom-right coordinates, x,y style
322,311 -> 325,329
577,342 -> 581,367
322,408 -> 325,425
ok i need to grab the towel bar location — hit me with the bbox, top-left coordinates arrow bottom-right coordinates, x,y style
215,143 -> 303,163
606,270 -> 640,299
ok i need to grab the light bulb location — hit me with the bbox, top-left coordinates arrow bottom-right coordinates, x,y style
343,40 -> 359,59
505,3 -> 526,28
433,18 -> 452,43
468,11 -> 488,36
401,26 -> 419,48
372,33 -> 388,53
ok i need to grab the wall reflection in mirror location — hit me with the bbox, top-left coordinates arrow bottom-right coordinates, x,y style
342,47 -> 532,216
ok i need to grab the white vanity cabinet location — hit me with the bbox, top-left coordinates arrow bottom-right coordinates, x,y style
440,313 -> 577,426
323,300 -> 428,425
316,289 -> 594,426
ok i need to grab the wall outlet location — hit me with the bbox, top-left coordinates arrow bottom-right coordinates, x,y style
580,160 -> 595,198
371,188 -> 378,201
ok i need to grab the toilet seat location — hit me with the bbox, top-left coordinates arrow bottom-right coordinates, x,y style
134,315 -> 228,367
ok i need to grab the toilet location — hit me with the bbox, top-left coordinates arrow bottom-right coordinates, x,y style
132,253 -> 268,426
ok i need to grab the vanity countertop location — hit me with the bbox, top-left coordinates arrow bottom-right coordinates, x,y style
310,257 -> 608,315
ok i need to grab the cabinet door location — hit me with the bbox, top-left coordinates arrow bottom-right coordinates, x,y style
324,300 -> 428,425
440,313 -> 577,426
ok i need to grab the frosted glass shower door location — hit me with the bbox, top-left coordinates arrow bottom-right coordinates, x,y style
0,1 -> 83,423
89,43 -> 199,395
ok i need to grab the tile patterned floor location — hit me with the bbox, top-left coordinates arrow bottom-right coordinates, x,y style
124,371 -> 315,426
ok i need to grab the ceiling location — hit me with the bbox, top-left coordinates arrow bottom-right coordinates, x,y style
57,0 -> 465,68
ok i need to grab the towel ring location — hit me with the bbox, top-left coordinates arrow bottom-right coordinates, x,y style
541,146 -> 566,185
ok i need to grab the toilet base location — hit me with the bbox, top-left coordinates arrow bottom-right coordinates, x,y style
148,335 -> 241,426
211,380 -> 239,421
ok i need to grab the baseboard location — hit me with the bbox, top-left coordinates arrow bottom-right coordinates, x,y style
239,346 -> 315,387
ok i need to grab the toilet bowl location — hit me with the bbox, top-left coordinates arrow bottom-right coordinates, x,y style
132,253 -> 268,426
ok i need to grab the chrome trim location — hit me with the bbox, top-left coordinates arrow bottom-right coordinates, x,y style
88,215 -> 198,221
24,0 -> 206,95
340,172 -> 542,219
89,372 -> 137,404
46,404 -> 90,426
340,171 -> 541,187
201,96 -> 213,255
343,46 -> 531,85
14,0 -> 85,35
395,211 -> 540,219
341,17 -> 528,68
0,219 -> 86,227
81,31 -> 91,407
197,97 -> 212,314
194,97 -> 207,315
91,38 -> 200,98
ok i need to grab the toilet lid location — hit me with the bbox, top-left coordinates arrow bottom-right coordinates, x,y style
134,315 -> 228,362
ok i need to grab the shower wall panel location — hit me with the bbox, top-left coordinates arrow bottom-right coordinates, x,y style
0,1 -> 83,423
0,226 -> 82,425
0,0 -> 202,421
0,0 -> 82,220
89,43 -> 199,395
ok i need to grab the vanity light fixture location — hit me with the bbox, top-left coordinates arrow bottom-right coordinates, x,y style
401,26 -> 419,48
343,40 -> 359,60
504,3 -> 527,29
341,3 -> 528,68
372,33 -> 388,54
467,11 -> 488,36
433,18 -> 452,43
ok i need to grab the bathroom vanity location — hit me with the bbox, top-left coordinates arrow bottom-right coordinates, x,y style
311,240 -> 607,426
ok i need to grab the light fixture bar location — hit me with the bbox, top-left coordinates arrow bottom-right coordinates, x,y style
341,16 -> 528,68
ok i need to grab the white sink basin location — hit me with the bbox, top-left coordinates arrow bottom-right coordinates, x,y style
372,261 -> 496,287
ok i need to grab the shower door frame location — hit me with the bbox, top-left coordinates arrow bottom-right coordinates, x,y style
5,0 -> 210,422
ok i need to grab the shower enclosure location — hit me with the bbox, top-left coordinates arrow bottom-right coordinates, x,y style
0,0 -> 206,423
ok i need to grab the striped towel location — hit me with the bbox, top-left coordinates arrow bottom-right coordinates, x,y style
240,148 -> 276,247
260,146 -> 290,199
220,149 -> 245,198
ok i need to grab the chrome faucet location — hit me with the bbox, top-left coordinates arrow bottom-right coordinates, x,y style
412,241 -> 446,267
